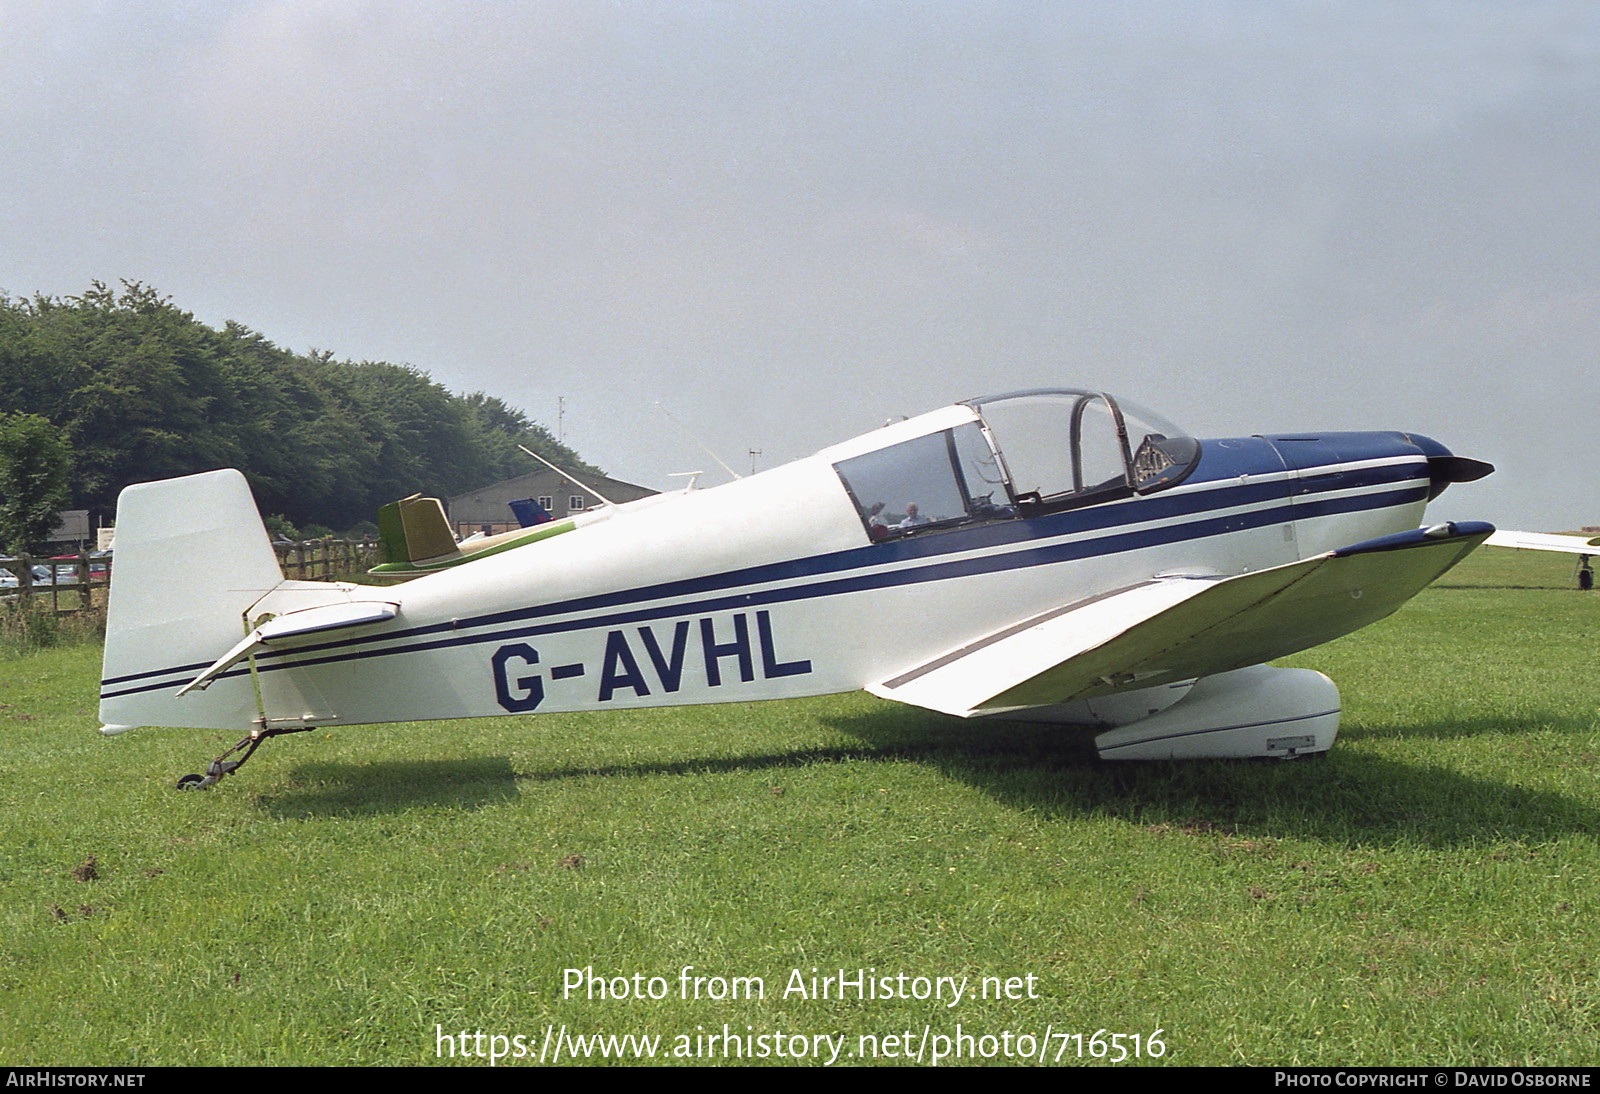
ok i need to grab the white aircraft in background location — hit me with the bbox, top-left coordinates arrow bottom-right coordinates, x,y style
97,388 -> 1495,788
1483,530 -> 1599,590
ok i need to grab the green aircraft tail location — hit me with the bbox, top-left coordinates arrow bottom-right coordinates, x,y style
375,494 -> 458,568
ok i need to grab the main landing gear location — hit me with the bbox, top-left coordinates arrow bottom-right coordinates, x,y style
175,725 -> 313,790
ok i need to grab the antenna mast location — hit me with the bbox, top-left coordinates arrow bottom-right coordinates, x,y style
517,444 -> 616,507
655,402 -> 743,481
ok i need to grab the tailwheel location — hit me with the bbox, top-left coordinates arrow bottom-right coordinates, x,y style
173,724 -> 313,790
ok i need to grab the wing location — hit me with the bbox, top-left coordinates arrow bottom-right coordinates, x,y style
869,522 -> 1492,718
1485,530 -> 1600,556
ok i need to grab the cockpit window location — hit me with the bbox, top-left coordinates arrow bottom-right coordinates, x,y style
834,422 -> 1015,541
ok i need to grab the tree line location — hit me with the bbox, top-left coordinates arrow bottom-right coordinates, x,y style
0,281 -> 597,549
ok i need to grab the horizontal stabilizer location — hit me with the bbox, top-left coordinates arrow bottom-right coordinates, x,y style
178,600 -> 399,694
872,522 -> 1492,717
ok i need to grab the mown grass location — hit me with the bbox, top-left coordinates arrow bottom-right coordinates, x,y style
0,547 -> 1595,1066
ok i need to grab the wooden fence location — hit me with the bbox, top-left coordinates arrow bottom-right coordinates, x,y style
0,540 -> 381,613
0,554 -> 104,612
272,539 -> 381,581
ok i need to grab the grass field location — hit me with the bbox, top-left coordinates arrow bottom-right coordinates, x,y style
1,546 -> 1595,1066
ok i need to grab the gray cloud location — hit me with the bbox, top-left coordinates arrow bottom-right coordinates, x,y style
3,1 -> 1595,527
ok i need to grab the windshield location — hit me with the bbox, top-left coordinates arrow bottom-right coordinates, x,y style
970,389 -> 1199,506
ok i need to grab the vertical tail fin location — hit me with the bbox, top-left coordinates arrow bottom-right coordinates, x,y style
507,497 -> 553,528
376,494 -> 458,565
99,470 -> 287,733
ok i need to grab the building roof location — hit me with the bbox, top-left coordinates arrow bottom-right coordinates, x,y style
445,467 -> 657,529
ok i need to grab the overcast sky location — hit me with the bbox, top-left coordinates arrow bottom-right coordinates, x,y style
3,1 -> 1596,528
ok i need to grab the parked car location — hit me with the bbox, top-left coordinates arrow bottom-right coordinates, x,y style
47,554 -> 110,585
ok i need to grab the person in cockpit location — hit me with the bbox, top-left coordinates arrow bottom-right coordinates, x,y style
895,502 -> 930,529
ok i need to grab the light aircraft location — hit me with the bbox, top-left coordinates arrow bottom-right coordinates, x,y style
97,388 -> 1495,788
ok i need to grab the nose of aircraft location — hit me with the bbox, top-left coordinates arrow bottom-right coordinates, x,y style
1402,433 -> 1495,499
1263,431 -> 1494,501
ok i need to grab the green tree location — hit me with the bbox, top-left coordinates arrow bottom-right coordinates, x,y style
0,282 -> 594,531
0,412 -> 72,555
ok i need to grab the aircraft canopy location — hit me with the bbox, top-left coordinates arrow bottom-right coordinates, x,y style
832,389 -> 1199,541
